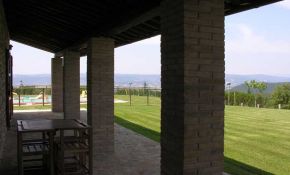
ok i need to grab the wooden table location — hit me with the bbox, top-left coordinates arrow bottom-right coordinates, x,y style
17,119 -> 92,175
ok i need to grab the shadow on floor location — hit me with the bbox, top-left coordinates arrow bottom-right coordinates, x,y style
115,116 -> 275,175
1,113 -> 274,175
1,112 -> 161,175
115,116 -> 160,142
224,157 -> 274,175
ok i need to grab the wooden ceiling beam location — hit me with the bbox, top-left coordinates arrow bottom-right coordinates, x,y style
12,32 -> 64,51
225,0 -> 282,15
4,0 -> 282,54
12,35 -> 58,53
55,6 -> 160,56
17,2 -> 89,32
105,7 -> 160,36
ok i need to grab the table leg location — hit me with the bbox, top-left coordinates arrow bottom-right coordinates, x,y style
60,130 -> 64,175
89,128 -> 93,175
17,132 -> 23,175
42,132 -> 46,169
49,132 -> 54,175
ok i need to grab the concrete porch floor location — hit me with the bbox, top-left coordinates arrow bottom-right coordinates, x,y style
0,111 -> 160,175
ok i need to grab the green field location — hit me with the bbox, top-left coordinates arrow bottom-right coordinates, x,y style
114,95 -> 290,175
13,104 -> 88,110
14,95 -> 290,174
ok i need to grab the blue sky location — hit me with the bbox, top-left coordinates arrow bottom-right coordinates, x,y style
11,1 -> 290,76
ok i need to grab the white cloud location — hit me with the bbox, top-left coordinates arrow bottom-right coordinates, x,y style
226,24 -> 290,55
277,0 -> 290,10
225,24 -> 290,75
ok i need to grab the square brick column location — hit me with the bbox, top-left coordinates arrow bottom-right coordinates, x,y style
160,0 -> 225,174
51,57 -> 63,112
63,50 -> 80,119
87,37 -> 115,174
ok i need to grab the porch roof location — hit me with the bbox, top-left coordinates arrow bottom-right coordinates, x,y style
3,0 -> 281,54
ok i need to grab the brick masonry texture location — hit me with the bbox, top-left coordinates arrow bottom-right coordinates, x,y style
51,57 -> 63,112
0,0 -> 9,160
63,50 -> 80,119
87,37 -> 115,174
160,0 -> 225,174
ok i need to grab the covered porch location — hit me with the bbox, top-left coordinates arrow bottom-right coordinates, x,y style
0,0 -> 282,174
0,111 -> 160,175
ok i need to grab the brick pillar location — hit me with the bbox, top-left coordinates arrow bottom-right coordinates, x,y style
87,37 -> 114,173
51,57 -> 63,112
160,0 -> 225,174
63,50 -> 80,119
0,0 -> 9,159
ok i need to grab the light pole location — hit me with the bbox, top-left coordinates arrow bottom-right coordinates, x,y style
129,82 -> 132,106
19,80 -> 24,106
226,82 -> 231,105
20,80 -> 23,87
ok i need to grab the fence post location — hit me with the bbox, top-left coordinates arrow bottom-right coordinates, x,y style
18,93 -> 21,106
129,88 -> 132,106
147,88 -> 149,106
42,88 -> 45,106
234,92 -> 236,106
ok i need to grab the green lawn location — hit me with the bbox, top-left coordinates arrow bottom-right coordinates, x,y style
114,95 -> 161,142
14,104 -> 51,110
114,95 -> 290,175
14,95 -> 290,174
13,104 -> 87,110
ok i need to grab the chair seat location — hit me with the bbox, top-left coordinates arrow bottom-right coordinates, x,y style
22,142 -> 49,156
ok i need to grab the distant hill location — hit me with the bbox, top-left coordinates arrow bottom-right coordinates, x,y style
13,74 -> 161,87
231,82 -> 290,94
115,74 -> 160,87
226,74 -> 290,87
14,74 -> 51,86
13,73 -> 290,89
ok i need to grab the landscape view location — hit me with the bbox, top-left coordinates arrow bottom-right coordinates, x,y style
1,0 -> 290,175
12,73 -> 290,175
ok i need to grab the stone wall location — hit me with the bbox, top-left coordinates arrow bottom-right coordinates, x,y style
0,0 -> 9,159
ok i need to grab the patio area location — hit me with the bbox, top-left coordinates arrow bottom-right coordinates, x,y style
0,111 -> 160,175
0,1 -> 282,174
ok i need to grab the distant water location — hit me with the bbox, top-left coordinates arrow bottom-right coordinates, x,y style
13,74 -> 161,87
13,73 -> 290,88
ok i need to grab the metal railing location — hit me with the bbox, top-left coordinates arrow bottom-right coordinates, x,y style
13,86 -> 161,106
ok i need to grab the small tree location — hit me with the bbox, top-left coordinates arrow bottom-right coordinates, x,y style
256,82 -> 267,107
271,83 -> 290,109
245,80 -> 258,106
245,81 -> 251,94
257,82 -> 267,94
244,80 -> 267,107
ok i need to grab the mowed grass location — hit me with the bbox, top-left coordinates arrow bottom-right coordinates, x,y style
14,104 -> 51,110
13,104 -> 87,110
114,95 -> 290,175
114,95 -> 161,142
13,95 -> 290,174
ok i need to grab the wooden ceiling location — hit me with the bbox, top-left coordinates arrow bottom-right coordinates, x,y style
3,0 -> 281,55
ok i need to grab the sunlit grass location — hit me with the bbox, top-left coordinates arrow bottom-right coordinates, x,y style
114,95 -> 290,175
13,95 -> 290,174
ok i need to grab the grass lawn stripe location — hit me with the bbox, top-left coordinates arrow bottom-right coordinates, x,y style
13,95 -> 290,175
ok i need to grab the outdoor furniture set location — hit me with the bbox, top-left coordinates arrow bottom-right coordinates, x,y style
17,119 -> 92,175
